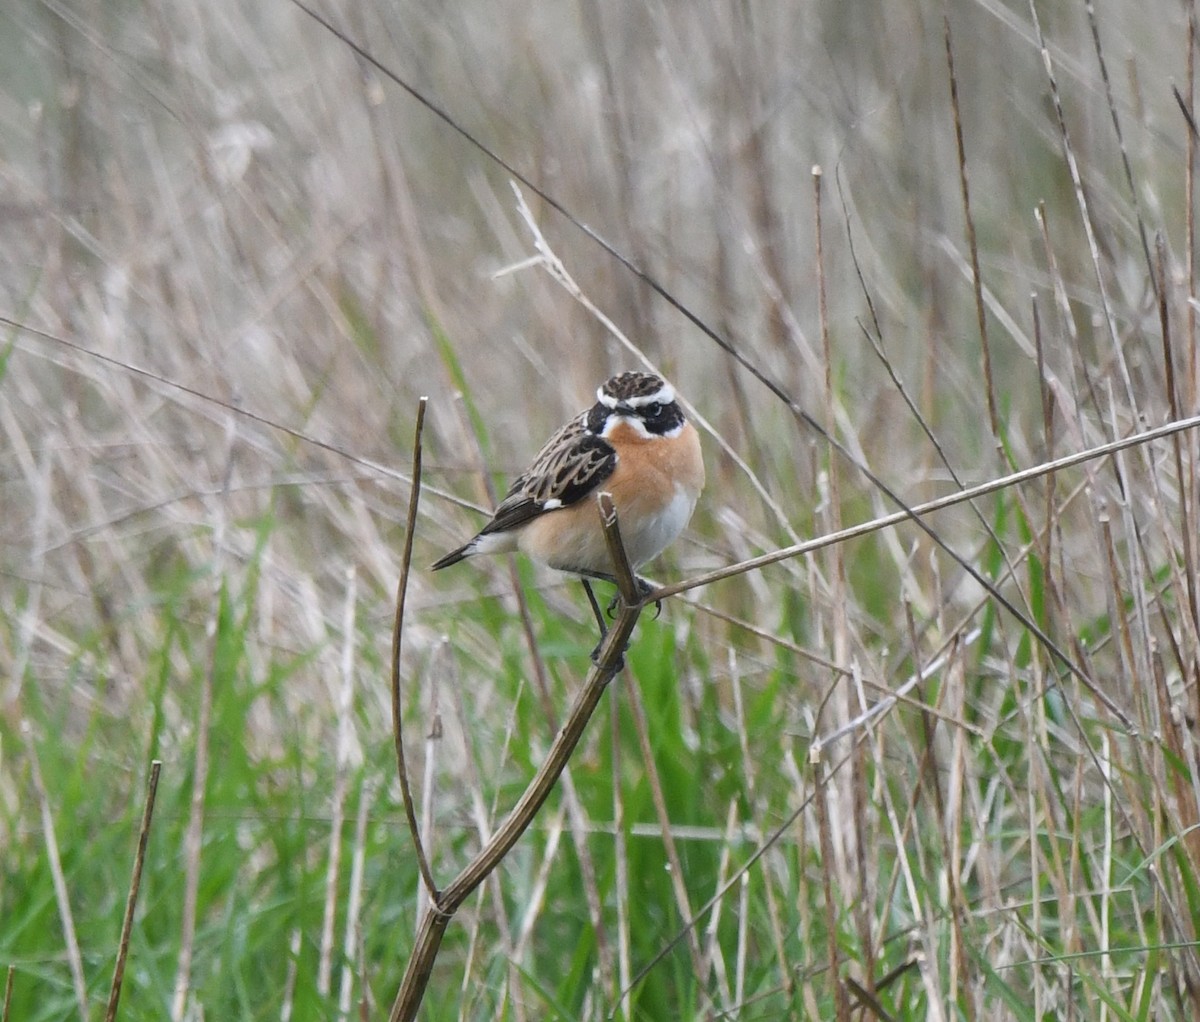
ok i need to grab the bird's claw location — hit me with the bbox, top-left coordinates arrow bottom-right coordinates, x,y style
635,577 -> 664,619
606,576 -> 659,618
591,639 -> 627,672
588,575 -> 661,669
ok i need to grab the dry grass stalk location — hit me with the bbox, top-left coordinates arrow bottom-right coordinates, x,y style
104,759 -> 162,1022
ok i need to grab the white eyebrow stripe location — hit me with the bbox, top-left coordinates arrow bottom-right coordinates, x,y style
625,383 -> 675,407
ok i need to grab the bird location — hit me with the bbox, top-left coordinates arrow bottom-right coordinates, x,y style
433,370 -> 704,657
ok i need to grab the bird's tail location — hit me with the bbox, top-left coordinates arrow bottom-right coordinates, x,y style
431,544 -> 471,571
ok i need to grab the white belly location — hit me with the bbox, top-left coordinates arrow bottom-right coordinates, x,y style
622,485 -> 697,567
517,482 -> 697,575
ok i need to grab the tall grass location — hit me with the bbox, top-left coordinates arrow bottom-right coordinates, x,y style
3,0 -> 1200,1018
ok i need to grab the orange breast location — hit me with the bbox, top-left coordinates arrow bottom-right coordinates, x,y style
517,421 -> 704,573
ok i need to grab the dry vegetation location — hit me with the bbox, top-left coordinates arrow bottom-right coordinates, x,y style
3,0 -> 1200,1019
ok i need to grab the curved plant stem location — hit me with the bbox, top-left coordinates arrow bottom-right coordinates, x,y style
389,492 -> 643,1022
392,397 -> 438,900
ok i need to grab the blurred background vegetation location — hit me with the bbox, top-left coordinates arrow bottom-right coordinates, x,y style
3,0 -> 1200,1019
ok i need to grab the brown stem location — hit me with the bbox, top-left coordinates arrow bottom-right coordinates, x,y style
388,493 -> 644,1021
392,397 -> 438,900
945,14 -> 999,440
105,760 -> 162,1022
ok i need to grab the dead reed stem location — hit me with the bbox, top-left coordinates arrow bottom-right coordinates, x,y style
104,760 -> 162,1022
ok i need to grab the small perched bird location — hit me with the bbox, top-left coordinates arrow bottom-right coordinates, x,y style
433,370 -> 704,650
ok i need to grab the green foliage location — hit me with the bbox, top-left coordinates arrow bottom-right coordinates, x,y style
4,0 -> 1199,1018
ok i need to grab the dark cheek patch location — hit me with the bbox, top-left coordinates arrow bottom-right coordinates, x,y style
586,404 -> 609,433
643,405 -> 685,435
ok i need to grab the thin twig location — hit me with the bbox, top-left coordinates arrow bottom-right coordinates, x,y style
418,660 -> 441,927
1158,234 -> 1200,647
105,760 -> 163,1022
173,418 -> 237,1022
389,496 -> 644,1022
390,617 -> 639,1022
391,396 -> 438,900
814,165 -> 832,431
22,724 -> 88,1020
649,412 -> 1200,604
444,385 -> 607,989
596,492 -> 639,607
618,744 -> 851,1008
0,315 -> 424,492
942,654 -> 977,1020
1178,83 -> 1200,141
1187,0 -> 1200,731
320,567 -> 360,996
2,966 -> 12,1022
698,801 -> 735,1007
451,378 -> 604,1003
443,643 -> 523,1006
944,13 -> 999,439
652,415 -> 1200,729
1187,3 -> 1199,410
611,693 -> 632,1019
1084,0 -> 1157,295
338,780 -> 374,1020
1033,201 -> 1087,432
1029,0 -> 1136,412
838,172 -> 1032,630
625,678 -> 706,980
812,754 -> 851,1022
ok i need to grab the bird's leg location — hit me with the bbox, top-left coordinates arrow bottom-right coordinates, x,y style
581,579 -> 622,667
569,568 -> 657,667
566,567 -> 620,617
571,573 -> 632,669
581,579 -> 607,638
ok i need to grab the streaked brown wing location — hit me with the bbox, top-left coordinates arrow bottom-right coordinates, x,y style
480,416 -> 616,536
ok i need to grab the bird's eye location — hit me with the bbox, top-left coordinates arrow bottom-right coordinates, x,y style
643,402 -> 663,419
